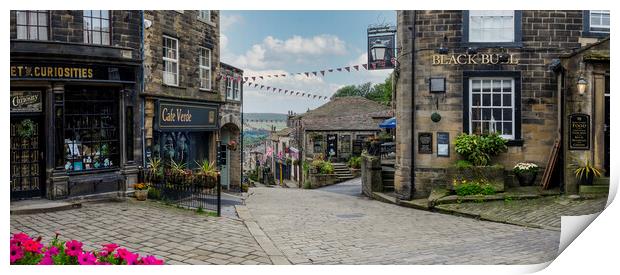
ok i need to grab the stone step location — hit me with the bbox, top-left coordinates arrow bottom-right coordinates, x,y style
595,177 -> 610,186
579,184 -> 609,194
383,186 -> 395,192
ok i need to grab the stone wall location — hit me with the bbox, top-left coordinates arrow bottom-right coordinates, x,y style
396,10 -> 592,199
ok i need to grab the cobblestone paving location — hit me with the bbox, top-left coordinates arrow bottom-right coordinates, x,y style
437,196 -> 608,230
245,179 -> 561,265
10,200 -> 272,265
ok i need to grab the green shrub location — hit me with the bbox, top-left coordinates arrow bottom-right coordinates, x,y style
147,187 -> 161,200
453,179 -> 496,196
454,160 -> 473,169
302,161 -> 310,178
303,181 -> 312,189
455,133 -> 507,166
320,161 -> 334,174
348,156 -> 362,169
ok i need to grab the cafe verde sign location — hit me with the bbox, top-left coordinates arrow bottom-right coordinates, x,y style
157,101 -> 218,131
431,53 -> 519,65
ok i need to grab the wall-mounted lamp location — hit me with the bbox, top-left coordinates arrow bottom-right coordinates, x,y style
577,76 -> 588,96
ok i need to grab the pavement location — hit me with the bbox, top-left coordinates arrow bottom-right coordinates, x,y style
10,200 -> 272,265
243,177 -> 560,264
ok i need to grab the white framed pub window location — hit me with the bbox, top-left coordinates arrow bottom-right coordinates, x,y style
589,10 -> 610,32
199,47 -> 211,90
162,35 -> 179,86
468,10 -> 515,43
469,77 -> 515,140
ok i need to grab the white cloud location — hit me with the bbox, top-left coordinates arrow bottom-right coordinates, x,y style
231,34 -> 347,70
220,14 -> 243,32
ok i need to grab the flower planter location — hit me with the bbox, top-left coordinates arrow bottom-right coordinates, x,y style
134,189 -> 148,201
516,171 -> 538,186
448,165 -> 505,192
579,173 -> 595,186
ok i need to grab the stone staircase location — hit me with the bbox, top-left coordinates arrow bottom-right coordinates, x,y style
381,165 -> 395,192
332,163 -> 355,182
579,177 -> 610,196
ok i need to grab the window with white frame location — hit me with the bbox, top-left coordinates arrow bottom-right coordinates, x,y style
198,10 -> 211,22
234,77 -> 241,100
199,47 -> 211,90
589,10 -> 610,32
15,10 -> 49,40
162,36 -> 179,86
226,76 -> 233,99
83,10 -> 111,45
468,10 -> 515,43
469,78 -> 515,139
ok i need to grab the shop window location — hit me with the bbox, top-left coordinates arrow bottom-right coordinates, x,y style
583,10 -> 610,36
15,10 -> 48,40
199,47 -> 212,90
163,36 -> 179,86
463,72 -> 522,144
340,135 -> 351,153
83,10 -> 111,45
313,135 -> 324,154
226,76 -> 233,99
198,10 -> 211,23
152,131 -> 210,168
463,10 -> 522,46
63,89 -> 119,172
125,106 -> 134,161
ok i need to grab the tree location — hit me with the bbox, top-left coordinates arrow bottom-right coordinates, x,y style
331,73 -> 392,105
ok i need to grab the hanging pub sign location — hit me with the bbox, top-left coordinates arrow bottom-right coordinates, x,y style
569,113 -> 590,150
418,132 -> 433,154
156,100 -> 218,131
367,25 -> 397,70
437,132 -> 450,157
10,63 -> 136,83
10,91 -> 42,113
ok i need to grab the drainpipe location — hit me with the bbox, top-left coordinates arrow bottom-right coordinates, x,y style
140,10 -> 146,168
409,11 -> 416,200
241,71 -> 244,190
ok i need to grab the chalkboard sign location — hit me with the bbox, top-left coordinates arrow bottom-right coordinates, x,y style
437,132 -> 450,157
569,113 -> 590,150
352,140 -> 363,155
418,132 -> 433,154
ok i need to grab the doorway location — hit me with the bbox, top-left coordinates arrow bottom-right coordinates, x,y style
326,134 -> 338,160
10,115 -> 45,200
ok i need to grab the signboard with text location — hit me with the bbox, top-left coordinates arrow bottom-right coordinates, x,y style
156,101 -> 218,131
367,25 -> 396,70
10,63 -> 136,83
10,91 -> 42,113
418,132 -> 433,154
569,113 -> 590,150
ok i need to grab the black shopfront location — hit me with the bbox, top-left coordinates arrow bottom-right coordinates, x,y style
10,61 -> 140,200
151,100 -> 219,169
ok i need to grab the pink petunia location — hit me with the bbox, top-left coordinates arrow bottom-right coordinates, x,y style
64,240 -> 83,257
10,245 -> 24,264
102,243 -> 119,253
38,255 -> 54,265
115,248 -> 139,265
23,239 -> 42,253
12,232 -> 30,242
140,255 -> 164,265
77,251 -> 97,265
44,246 -> 60,257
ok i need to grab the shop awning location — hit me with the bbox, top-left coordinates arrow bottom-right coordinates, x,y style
379,117 -> 396,129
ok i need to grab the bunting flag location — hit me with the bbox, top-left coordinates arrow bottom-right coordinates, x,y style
254,84 -> 258,87
328,69 -> 334,72
244,77 -> 248,81
304,72 -> 310,77
344,67 -> 350,72
260,85 -> 264,89
312,72 -> 318,76
252,77 -> 256,81
362,64 -> 368,70
259,76 -> 264,79
336,68 -> 342,72
241,63 -> 372,80
353,65 -> 359,71
320,70 -> 325,76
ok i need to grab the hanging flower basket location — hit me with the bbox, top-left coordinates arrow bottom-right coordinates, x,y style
227,140 -> 238,151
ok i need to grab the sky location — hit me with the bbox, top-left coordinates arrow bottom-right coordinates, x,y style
220,10 -> 396,114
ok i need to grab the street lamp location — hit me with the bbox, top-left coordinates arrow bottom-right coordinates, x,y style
577,76 -> 588,96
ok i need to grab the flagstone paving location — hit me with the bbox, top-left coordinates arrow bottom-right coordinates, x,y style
244,178 -> 562,265
10,200 -> 272,265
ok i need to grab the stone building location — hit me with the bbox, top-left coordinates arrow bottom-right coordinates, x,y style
10,10 -> 143,200
219,62 -> 243,190
290,96 -> 393,162
142,10 -> 223,173
394,10 -> 610,199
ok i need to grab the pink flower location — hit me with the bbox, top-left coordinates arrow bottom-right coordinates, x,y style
77,251 -> 97,265
38,255 -> 54,265
23,239 -> 42,253
65,240 -> 83,257
102,243 -> 119,253
115,248 -> 139,265
10,245 -> 24,264
11,232 -> 31,246
140,255 -> 164,265
44,246 -> 59,257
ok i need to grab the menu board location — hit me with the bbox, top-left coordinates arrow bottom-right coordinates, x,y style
437,132 -> 450,157
569,113 -> 590,150
418,132 -> 432,154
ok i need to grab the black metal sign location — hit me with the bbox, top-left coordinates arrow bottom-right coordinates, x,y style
569,113 -> 590,150
418,132 -> 433,154
367,25 -> 396,70
10,91 -> 42,113
10,63 -> 136,83
437,132 -> 450,157
156,100 -> 218,131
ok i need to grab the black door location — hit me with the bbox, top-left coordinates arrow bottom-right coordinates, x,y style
10,116 -> 45,200
326,134 -> 338,160
604,74 -> 610,177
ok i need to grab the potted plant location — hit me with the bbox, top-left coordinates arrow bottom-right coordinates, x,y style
195,159 -> 218,189
146,158 -> 163,184
574,159 -> 603,186
169,159 -> 187,184
513,162 -> 539,186
133,183 -> 149,201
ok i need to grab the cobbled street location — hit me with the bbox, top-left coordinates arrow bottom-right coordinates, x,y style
244,178 -> 561,265
10,201 -> 272,265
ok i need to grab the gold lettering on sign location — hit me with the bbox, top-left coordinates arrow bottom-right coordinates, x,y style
10,65 -> 95,79
430,53 -> 519,65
